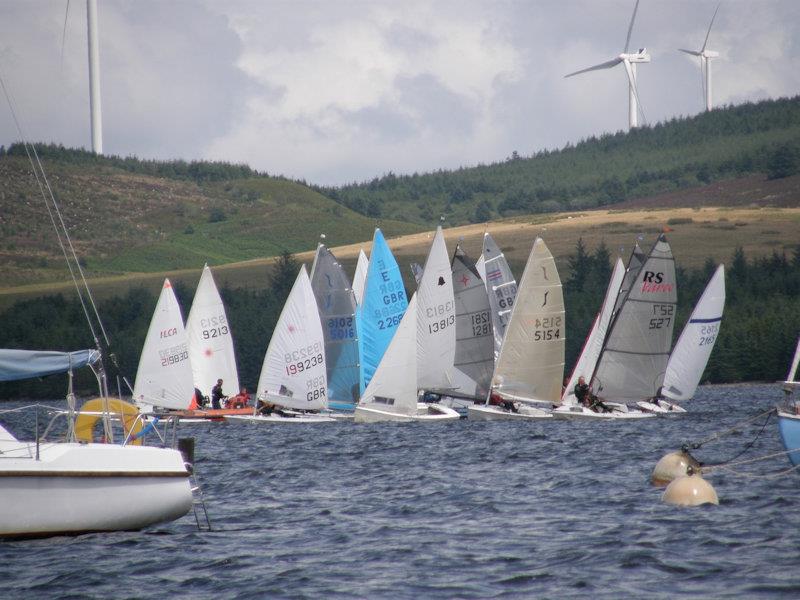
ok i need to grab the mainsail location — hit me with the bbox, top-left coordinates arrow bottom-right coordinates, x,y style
452,244 -> 494,397
133,279 -> 194,410
359,294 -> 419,416
592,235 -> 677,402
416,227 -> 456,391
562,257 -> 626,404
186,264 -> 240,398
256,266 -> 327,411
357,229 -> 408,393
352,249 -> 368,306
309,244 -> 360,404
662,264 -> 725,401
482,232 -> 518,359
787,336 -> 800,387
491,238 -> 565,404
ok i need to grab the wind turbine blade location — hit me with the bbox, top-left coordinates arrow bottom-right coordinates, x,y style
623,0 -> 641,54
623,59 -> 647,126
701,3 -> 721,52
678,48 -> 702,56
700,57 -> 707,107
564,57 -> 623,78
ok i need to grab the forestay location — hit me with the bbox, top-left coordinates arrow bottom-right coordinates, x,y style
562,257 -> 625,404
359,294 -> 419,416
257,266 -> 327,411
352,249 -> 368,306
592,235 -> 677,403
662,264 -> 725,401
186,264 -> 240,398
357,229 -> 408,394
310,244 -> 359,404
491,238 -> 565,404
417,227 -> 457,391
452,245 -> 494,397
133,279 -> 194,411
482,232 -> 518,359
611,242 -> 646,316
0,349 -> 100,382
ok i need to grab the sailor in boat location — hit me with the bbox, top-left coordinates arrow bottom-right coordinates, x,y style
211,378 -> 227,409
648,387 -> 675,412
226,387 -> 250,409
575,376 -> 611,413
488,391 -> 519,413
194,387 -> 209,409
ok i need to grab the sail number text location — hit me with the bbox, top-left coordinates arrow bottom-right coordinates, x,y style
699,323 -> 719,346
471,311 -> 491,336
160,343 -> 189,367
649,304 -> 674,330
426,301 -> 455,334
532,316 -> 562,341
327,316 -> 355,340
306,375 -> 326,402
285,342 -> 324,375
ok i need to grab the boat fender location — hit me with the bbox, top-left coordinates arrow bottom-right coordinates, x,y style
661,468 -> 719,507
651,450 -> 701,486
178,437 -> 196,465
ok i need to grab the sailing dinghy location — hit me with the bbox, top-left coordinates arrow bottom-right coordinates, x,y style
227,266 -> 335,424
587,235 -> 677,418
357,229 -> 408,394
778,335 -> 800,466
310,244 -> 360,413
439,244 -> 495,415
468,238 -> 563,420
637,264 -> 725,414
354,294 -> 460,422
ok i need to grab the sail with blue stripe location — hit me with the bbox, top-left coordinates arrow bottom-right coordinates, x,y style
358,229 -> 408,394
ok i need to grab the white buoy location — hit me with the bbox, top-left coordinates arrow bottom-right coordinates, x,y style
662,472 -> 719,507
651,450 -> 700,486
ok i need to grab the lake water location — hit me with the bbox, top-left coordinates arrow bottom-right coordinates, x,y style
1,383 -> 799,599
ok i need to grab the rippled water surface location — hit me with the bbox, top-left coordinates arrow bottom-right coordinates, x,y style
2,384 -> 800,599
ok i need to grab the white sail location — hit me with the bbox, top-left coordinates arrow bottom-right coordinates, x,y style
563,257 -> 625,404
662,265 -> 725,401
256,266 -> 327,411
359,294 -> 419,416
593,235 -> 677,402
611,242 -> 646,316
352,249 -> 368,306
186,264 -> 239,399
475,254 -> 487,282
491,238 -> 565,404
133,279 -> 194,410
482,232 -> 518,359
416,227 -> 456,391
787,336 -> 800,387
452,245 -> 494,397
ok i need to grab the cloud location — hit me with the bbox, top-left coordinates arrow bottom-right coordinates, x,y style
1,0 -> 798,185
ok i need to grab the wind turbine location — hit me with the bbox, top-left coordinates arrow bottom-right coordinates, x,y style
564,0 -> 649,130
86,0 -> 103,153
678,3 -> 720,112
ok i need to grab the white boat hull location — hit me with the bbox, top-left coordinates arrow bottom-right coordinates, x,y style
224,413 -> 336,424
636,400 -> 686,414
551,404 -> 655,420
0,441 -> 192,539
354,403 -> 460,423
467,404 -> 553,420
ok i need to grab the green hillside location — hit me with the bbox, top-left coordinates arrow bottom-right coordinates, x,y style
0,147 -> 420,286
317,96 -> 800,224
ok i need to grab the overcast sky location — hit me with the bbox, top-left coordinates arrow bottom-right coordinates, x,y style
1,1 -> 798,185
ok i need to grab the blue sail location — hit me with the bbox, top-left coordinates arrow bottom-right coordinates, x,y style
358,229 -> 408,394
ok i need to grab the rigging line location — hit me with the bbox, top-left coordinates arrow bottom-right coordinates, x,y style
701,446 -> 800,473
705,461 -> 800,480
0,67 -> 102,349
701,409 -> 773,467
30,144 -> 111,346
686,407 -> 776,449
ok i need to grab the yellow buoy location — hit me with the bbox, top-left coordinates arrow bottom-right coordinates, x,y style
662,472 -> 719,507
651,450 -> 701,486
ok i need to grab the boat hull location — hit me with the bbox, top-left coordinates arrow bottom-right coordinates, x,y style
778,409 -> 800,466
551,404 -> 656,420
467,404 -> 553,420
0,442 -> 192,539
224,413 -> 336,424
636,400 -> 686,414
354,403 -> 460,423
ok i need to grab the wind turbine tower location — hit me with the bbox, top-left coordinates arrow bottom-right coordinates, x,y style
86,0 -> 103,153
565,0 -> 649,130
679,3 -> 720,112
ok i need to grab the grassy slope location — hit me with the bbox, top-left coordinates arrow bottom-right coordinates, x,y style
0,156 -> 420,285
